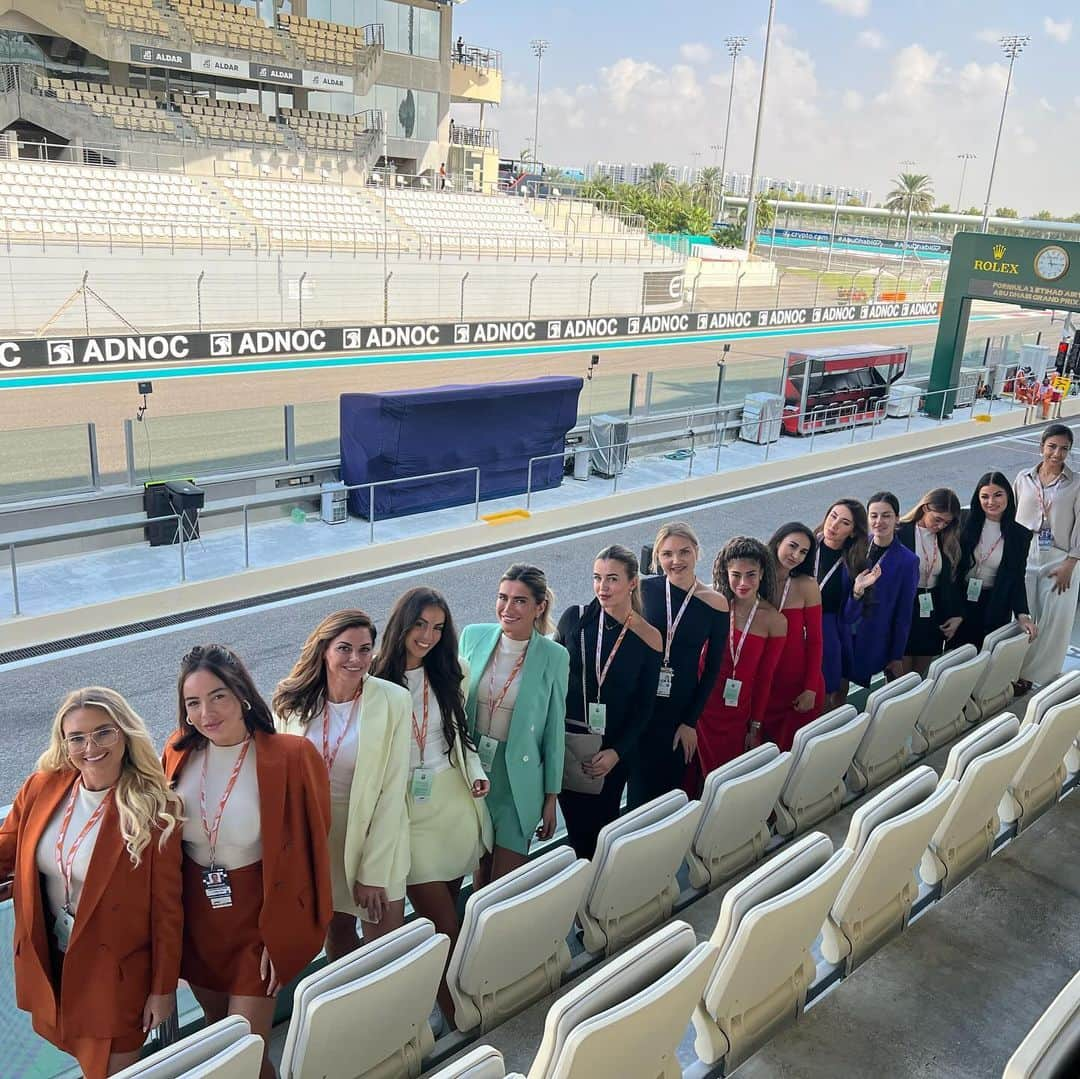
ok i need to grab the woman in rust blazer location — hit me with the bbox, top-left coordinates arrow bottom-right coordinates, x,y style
0,687 -> 183,1079
163,644 -> 331,1079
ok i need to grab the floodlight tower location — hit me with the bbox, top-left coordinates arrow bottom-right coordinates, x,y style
742,1 -> 777,253
955,152 -> 976,212
530,39 -> 550,167
718,35 -> 747,220
980,34 -> 1029,232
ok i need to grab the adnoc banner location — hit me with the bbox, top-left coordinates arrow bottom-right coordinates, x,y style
0,301 -> 942,373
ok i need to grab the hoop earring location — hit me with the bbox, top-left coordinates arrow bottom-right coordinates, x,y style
185,717 -> 195,726
242,700 -> 251,711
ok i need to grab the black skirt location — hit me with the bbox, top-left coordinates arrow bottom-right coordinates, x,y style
905,589 -> 946,657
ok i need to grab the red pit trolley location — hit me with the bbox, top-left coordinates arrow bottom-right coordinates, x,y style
781,343 -> 910,436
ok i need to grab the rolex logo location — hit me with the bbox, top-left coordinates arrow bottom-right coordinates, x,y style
974,243 -> 1020,275
993,244 -> 1007,260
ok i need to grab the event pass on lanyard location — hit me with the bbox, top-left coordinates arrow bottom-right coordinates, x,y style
659,579 -> 694,698
411,670 -> 434,803
200,738 -> 251,910
725,598 -> 759,708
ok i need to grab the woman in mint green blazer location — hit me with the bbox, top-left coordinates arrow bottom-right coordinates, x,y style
460,564 -> 568,885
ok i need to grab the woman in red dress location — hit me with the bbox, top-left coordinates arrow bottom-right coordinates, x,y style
763,523 -> 825,750
687,537 -> 787,794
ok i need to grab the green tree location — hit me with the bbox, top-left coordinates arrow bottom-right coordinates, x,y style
1033,210 -> 1054,221
994,206 -> 1019,218
933,203 -> 952,213
640,162 -> 675,196
692,166 -> 722,209
1068,213 -> 1080,224
885,173 -> 935,215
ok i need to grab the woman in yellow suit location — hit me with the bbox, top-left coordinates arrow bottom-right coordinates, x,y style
274,609 -> 412,958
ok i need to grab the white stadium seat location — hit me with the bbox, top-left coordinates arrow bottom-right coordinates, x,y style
278,919 -> 449,1079
447,847 -> 591,1034
426,1046 -> 507,1079
920,714 -> 1038,893
912,645 -> 990,753
525,921 -> 718,1079
692,832 -> 853,1071
112,1018 -> 261,1079
999,682 -> 1080,832
965,622 -> 1031,725
1003,969 -> 1080,1079
577,791 -> 702,955
821,766 -> 957,972
847,672 -> 933,793
686,743 -> 792,890
773,705 -> 870,836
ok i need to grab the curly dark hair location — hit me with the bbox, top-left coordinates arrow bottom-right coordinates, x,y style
712,536 -> 777,605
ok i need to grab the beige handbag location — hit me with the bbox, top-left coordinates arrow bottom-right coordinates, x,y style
563,731 -> 604,794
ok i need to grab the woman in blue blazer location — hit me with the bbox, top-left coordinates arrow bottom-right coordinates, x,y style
460,564 -> 568,885
847,492 -> 920,687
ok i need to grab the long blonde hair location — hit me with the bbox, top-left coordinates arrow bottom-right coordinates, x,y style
39,687 -> 183,867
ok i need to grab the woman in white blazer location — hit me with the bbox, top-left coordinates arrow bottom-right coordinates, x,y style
371,587 -> 492,1027
273,609 -> 412,960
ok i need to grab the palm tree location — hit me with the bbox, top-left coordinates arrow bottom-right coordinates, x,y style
641,162 -> 674,195
692,166 -> 722,210
885,172 -> 934,239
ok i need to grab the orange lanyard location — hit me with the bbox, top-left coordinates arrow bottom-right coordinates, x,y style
663,578 -> 695,666
411,669 -> 430,763
973,528 -> 1004,572
582,611 -> 633,707
918,528 -> 940,584
487,639 -> 528,716
1036,474 -> 1061,525
322,682 -> 362,773
54,781 -> 111,913
199,738 -> 251,867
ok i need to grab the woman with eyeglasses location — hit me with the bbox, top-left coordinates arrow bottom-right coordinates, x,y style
275,609 -> 413,961
634,522 -> 729,808
896,488 -> 964,675
0,688 -> 183,1079
763,524 -> 825,750
814,499 -> 868,709
556,545 -> 663,858
955,472 -> 1036,651
689,537 -> 787,792
1014,423 -> 1080,689
460,564 -> 568,885
847,492 -> 920,687
165,645 -> 330,1079
368,589 -> 491,1027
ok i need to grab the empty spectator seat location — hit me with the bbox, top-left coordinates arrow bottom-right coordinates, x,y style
446,847 -> 591,1034
83,0 -> 170,36
920,713 -> 1037,893
279,12 -> 376,67
577,790 -> 702,955
692,832 -> 853,1071
34,77 -> 176,135
912,645 -> 989,754
112,1017 -> 262,1078
965,622 -> 1030,724
170,0 -> 287,56
847,672 -> 932,793
999,678 -> 1080,831
171,93 -> 286,146
1003,969 -> 1080,1079
821,766 -> 957,972
773,705 -> 870,836
425,1047 -> 506,1079
686,743 -> 791,890
525,921 -> 718,1079
279,108 -> 377,152
278,919 -> 449,1079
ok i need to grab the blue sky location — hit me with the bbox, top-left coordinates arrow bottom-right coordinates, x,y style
452,1 -> 1078,213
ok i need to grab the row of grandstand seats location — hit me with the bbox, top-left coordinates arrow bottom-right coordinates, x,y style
84,0 -> 170,36
112,665 -> 1080,1079
278,11 -> 375,67
36,77 -> 176,135
171,93 -> 286,145
386,190 -> 557,240
169,0 -> 286,56
278,107 -> 372,152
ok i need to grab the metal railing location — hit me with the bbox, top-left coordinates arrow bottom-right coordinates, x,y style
451,43 -> 502,71
449,125 -> 498,150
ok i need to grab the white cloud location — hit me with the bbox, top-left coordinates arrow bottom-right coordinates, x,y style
975,27 -> 1003,44
842,89 -> 864,111
820,0 -> 870,15
1039,96 -> 1056,112
679,43 -> 712,64
1044,17 -> 1072,43
857,29 -> 885,49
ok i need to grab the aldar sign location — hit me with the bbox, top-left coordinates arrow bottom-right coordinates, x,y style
928,232 -> 1080,415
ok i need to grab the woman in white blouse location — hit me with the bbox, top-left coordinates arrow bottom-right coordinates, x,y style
370,587 -> 491,1027
0,687 -> 182,1079
274,611 -> 412,959
1014,424 -> 1080,689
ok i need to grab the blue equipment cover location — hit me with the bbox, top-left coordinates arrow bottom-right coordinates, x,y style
340,376 -> 583,518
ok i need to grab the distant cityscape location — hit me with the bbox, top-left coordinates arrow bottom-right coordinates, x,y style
579,160 -> 872,206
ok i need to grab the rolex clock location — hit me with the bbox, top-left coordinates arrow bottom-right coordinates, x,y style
1034,244 -> 1070,281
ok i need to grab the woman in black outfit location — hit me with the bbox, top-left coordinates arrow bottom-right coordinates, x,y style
630,521 -> 729,808
556,545 -> 662,858
897,488 -> 964,675
953,472 -> 1037,650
